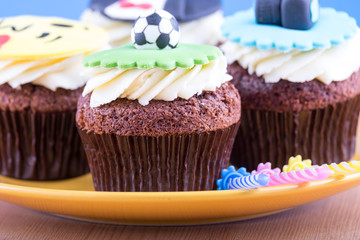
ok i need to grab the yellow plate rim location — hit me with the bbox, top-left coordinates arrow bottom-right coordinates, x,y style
0,172 -> 359,225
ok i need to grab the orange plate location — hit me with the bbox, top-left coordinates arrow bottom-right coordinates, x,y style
0,155 -> 360,225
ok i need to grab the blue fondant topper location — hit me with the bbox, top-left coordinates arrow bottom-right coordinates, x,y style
222,8 -> 358,52
89,0 -> 221,22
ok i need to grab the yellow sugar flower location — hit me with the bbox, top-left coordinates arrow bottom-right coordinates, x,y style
283,155 -> 312,172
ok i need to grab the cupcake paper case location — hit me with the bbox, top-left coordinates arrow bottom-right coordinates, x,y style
221,6 -> 360,170
77,10 -> 241,192
0,16 -> 108,180
81,0 -> 224,46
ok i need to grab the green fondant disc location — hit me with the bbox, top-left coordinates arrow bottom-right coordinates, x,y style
83,44 -> 222,70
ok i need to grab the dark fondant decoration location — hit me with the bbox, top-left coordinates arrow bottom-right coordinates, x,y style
146,12 -> 162,25
51,23 -> 74,28
37,32 -> 50,38
89,0 -> 221,22
36,31 -> 63,43
47,36 -> 62,43
0,19 -> 32,32
281,0 -> 318,30
255,0 -> 319,30
255,0 -> 281,26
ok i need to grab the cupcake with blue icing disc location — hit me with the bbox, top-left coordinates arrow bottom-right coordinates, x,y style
221,2 -> 360,169
76,10 -> 241,192
81,0 -> 224,46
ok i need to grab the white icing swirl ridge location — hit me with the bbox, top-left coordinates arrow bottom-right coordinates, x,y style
82,56 -> 231,107
0,55 -> 87,91
221,30 -> 360,84
81,10 -> 224,46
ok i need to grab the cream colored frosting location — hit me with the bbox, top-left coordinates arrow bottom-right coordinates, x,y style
81,9 -> 224,46
0,55 -> 87,91
82,56 -> 231,107
221,30 -> 360,84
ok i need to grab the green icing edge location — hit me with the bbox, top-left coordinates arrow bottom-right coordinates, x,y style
83,44 -> 222,70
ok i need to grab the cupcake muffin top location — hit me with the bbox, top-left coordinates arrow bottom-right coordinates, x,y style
0,16 -> 108,91
81,0 -> 224,46
220,3 -> 360,111
77,10 -> 240,136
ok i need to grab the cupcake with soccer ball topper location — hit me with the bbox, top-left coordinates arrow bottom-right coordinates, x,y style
0,16 -> 108,180
220,0 -> 360,170
76,9 -> 241,192
81,0 -> 224,46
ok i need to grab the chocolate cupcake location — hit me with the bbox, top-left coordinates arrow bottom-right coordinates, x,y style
77,10 -> 241,192
81,0 -> 224,46
0,16 -> 108,180
220,6 -> 360,169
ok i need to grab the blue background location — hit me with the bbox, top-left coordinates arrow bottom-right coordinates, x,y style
0,0 -> 359,22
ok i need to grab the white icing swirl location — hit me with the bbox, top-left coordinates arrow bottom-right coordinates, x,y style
0,55 -> 87,91
82,56 -> 231,107
221,30 -> 360,84
81,10 -> 224,46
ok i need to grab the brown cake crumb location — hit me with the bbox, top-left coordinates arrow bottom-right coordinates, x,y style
228,62 -> 360,112
0,83 -> 83,112
76,82 -> 241,136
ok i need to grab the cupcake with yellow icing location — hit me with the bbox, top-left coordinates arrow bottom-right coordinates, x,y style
76,10 -> 241,192
221,5 -> 360,169
0,16 -> 108,180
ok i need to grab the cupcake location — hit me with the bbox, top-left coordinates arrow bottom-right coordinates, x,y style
220,3 -> 360,169
76,10 -> 241,192
0,16 -> 108,180
81,0 -> 224,46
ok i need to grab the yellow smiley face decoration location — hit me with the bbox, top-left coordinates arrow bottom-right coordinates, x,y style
0,16 -> 108,60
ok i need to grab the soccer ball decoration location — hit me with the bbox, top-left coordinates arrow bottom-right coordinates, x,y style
131,9 -> 180,50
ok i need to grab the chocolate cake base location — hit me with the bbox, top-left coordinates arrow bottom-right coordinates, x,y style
228,62 -> 360,169
0,109 -> 88,180
77,82 -> 241,191
79,123 -> 239,192
0,83 -> 88,180
230,92 -> 360,170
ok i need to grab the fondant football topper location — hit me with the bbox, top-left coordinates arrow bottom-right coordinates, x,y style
89,0 -> 221,22
131,9 -> 180,50
255,0 -> 320,30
